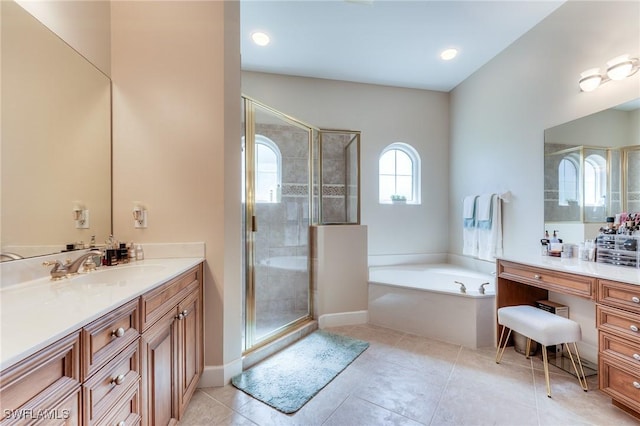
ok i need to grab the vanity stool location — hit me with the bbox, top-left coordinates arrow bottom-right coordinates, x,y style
495,305 -> 588,397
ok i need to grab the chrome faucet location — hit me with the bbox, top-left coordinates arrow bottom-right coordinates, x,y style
66,249 -> 102,274
454,280 -> 466,294
479,282 -> 490,294
43,249 -> 102,280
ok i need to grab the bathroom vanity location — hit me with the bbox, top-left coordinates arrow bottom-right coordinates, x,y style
0,258 -> 203,426
497,257 -> 640,418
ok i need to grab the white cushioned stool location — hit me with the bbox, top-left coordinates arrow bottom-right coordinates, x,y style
495,305 -> 588,397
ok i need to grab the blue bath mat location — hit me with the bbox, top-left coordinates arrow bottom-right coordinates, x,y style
231,330 -> 369,413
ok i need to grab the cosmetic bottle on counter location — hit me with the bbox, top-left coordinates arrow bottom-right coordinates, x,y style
128,243 -> 136,262
135,244 -> 144,261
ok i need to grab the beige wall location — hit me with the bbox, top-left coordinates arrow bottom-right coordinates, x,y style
242,72 -> 450,257
110,0 -> 241,369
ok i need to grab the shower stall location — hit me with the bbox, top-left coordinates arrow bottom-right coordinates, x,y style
242,96 -> 360,353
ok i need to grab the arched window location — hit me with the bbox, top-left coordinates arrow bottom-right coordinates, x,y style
584,154 -> 606,206
255,135 -> 281,203
558,157 -> 578,206
379,142 -> 421,204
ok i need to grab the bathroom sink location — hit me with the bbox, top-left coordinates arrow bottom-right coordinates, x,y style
69,263 -> 167,285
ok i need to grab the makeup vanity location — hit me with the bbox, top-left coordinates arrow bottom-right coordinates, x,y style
497,257 -> 640,418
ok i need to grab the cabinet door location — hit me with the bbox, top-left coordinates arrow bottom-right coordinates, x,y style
176,287 -> 203,418
140,309 -> 178,426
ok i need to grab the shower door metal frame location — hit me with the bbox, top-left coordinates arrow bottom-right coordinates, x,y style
242,95 -> 317,354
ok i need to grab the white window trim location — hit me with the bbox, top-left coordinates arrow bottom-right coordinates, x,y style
558,157 -> 578,206
378,142 -> 421,205
255,135 -> 282,204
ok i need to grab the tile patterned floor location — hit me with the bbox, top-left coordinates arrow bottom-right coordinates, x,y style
180,324 -> 639,425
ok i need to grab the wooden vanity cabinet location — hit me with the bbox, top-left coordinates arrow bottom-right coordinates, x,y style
0,332 -> 81,425
0,262 -> 203,426
140,265 -> 203,426
597,279 -> 640,417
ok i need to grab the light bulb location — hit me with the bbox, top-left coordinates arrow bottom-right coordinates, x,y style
440,48 -> 458,61
607,54 -> 634,80
251,31 -> 270,47
578,68 -> 602,92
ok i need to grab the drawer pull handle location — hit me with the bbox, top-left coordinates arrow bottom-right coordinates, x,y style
175,309 -> 189,320
634,382 -> 640,389
111,374 -> 125,386
632,297 -> 640,304
631,325 -> 639,333
533,274 -> 542,280
117,422 -> 126,426
634,354 -> 640,361
111,327 -> 125,338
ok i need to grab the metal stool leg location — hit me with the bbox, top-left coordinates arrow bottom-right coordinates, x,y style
542,345 -> 552,397
565,342 -> 589,392
495,325 -> 512,364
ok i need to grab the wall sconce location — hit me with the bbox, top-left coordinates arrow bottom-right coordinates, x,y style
579,54 -> 639,92
72,202 -> 89,229
133,203 -> 148,229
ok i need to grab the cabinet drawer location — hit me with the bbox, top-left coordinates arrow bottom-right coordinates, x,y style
140,266 -> 199,331
600,331 -> 640,367
599,355 -> 640,410
0,332 -> 80,422
95,378 -> 141,426
597,305 -> 640,344
83,341 -> 140,425
498,261 -> 594,299
598,280 -> 640,315
82,298 -> 140,381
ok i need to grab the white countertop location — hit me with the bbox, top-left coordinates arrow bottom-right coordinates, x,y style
499,255 -> 640,286
0,257 -> 204,371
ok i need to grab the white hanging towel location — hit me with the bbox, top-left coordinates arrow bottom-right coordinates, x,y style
462,195 -> 478,256
477,194 -> 503,261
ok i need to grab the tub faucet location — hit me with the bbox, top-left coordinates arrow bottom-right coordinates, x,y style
454,280 -> 466,294
479,282 -> 490,294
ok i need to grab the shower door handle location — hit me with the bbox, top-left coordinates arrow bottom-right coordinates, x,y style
252,215 -> 258,232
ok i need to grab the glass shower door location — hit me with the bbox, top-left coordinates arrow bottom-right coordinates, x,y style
244,98 -> 313,350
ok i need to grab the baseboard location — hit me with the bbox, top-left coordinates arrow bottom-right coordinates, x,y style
198,357 -> 243,388
318,310 -> 368,328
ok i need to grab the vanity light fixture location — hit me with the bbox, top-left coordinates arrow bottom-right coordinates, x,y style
72,202 -> 89,229
133,203 -> 148,229
251,31 -> 270,47
579,54 -> 639,92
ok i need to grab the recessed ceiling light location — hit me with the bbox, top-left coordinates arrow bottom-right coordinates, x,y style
440,48 -> 458,61
251,31 -> 270,47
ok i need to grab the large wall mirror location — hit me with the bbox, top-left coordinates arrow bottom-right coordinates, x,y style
1,1 -> 111,260
544,99 -> 639,242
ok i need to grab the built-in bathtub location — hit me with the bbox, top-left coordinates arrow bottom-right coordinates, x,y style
368,263 -> 496,349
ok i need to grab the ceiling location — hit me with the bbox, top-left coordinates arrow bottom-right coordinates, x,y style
240,0 -> 565,92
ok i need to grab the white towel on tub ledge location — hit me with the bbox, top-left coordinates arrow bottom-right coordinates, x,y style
462,195 -> 478,256
478,194 -> 503,261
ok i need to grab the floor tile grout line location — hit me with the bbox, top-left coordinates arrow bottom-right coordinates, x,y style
426,344 -> 464,426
